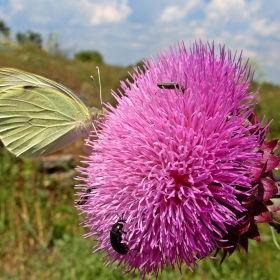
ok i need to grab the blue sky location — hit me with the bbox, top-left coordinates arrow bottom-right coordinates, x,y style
0,0 -> 279,85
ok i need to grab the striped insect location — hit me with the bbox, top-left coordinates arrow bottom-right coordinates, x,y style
77,188 -> 95,205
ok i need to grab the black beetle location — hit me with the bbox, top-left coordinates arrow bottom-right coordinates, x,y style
110,214 -> 129,255
77,187 -> 95,205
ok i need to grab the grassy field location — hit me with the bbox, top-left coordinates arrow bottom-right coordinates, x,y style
1,44 -> 280,280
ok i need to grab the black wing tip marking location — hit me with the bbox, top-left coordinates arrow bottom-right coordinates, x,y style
23,85 -> 38,90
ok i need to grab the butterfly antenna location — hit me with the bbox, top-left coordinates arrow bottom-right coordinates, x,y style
89,66 -> 103,140
90,66 -> 103,109
96,66 -> 103,108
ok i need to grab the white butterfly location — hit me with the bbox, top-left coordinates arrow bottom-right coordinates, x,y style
0,68 -> 102,157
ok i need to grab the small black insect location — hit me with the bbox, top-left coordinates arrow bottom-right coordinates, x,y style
226,115 -> 252,127
77,187 -> 95,205
110,214 -> 129,255
157,82 -> 185,93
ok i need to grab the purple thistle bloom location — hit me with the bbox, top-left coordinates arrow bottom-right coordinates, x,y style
76,41 -> 279,279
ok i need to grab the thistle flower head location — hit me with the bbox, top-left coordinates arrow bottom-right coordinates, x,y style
76,41 -> 279,279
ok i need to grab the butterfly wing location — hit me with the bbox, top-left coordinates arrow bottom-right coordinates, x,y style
0,68 -> 94,157
0,68 -> 87,104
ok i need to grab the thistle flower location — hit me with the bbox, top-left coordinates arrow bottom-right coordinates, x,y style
76,41 -> 280,279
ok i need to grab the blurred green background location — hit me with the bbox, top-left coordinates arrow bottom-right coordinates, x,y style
1,23 -> 280,280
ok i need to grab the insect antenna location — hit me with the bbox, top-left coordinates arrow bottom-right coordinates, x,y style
90,66 -> 103,109
96,66 -> 103,108
89,66 -> 104,139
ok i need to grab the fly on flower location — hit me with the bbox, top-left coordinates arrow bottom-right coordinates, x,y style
77,188 -> 95,205
226,115 -> 252,127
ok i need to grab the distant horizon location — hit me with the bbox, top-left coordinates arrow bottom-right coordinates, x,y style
0,0 -> 279,85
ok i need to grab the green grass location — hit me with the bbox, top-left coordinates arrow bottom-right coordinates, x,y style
1,44 -> 280,279
251,81 -> 280,140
